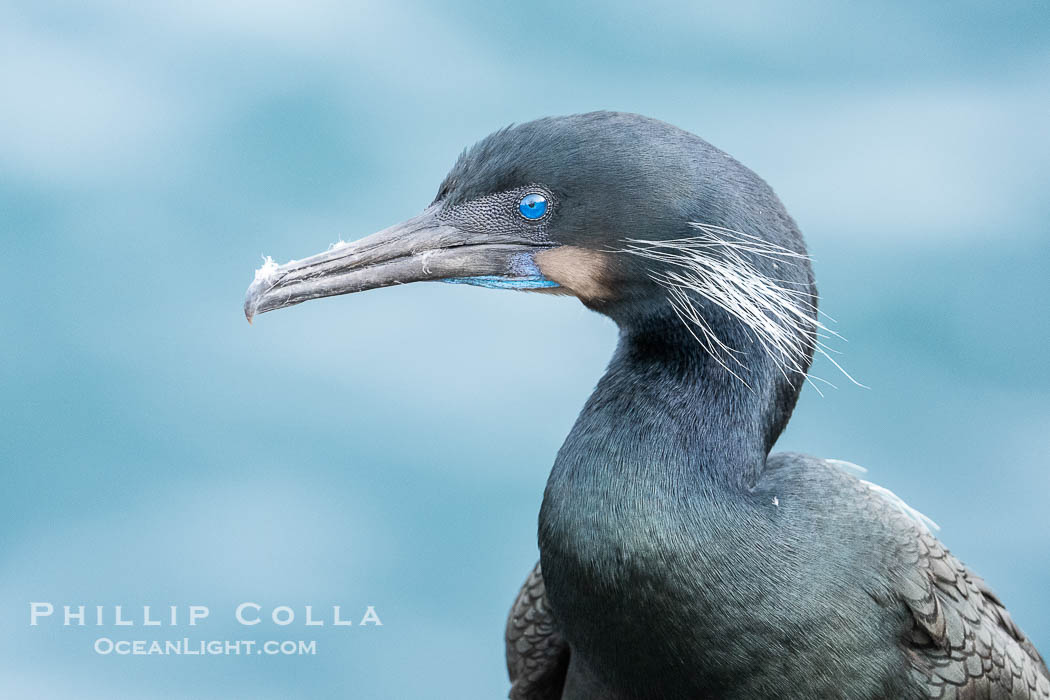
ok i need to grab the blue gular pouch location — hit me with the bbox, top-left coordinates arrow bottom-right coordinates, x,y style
443,252 -> 559,290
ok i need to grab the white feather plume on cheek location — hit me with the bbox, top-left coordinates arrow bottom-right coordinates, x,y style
620,224 -> 863,392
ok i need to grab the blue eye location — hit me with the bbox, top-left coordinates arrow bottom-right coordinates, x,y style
518,192 -> 549,220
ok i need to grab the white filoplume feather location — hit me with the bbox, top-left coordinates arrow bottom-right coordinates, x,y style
621,225 -> 863,392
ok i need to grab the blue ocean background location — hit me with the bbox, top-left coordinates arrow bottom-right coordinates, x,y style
2,2 -> 1048,697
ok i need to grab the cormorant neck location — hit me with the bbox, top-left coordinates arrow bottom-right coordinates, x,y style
537,309 -> 808,693
553,313 -> 788,493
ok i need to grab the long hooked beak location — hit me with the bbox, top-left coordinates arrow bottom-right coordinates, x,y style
243,205 -> 558,323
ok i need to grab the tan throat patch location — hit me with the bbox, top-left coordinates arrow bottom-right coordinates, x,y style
534,246 -> 614,302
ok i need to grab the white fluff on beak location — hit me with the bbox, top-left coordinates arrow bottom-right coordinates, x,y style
253,255 -> 280,284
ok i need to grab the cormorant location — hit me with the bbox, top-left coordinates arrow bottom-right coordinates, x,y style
243,112 -> 1049,699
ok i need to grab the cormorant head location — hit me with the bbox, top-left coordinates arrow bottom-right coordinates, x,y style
245,111 -> 818,411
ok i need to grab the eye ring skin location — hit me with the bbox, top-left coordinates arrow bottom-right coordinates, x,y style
518,192 -> 550,221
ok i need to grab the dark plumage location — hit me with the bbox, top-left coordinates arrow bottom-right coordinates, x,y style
244,111 -> 1048,699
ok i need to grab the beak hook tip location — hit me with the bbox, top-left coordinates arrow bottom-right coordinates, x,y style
243,294 -> 259,325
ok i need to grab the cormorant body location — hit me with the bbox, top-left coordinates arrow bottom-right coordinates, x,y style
244,112 -> 1049,699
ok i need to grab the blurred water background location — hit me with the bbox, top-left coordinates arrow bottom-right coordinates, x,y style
2,2 -> 1048,697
